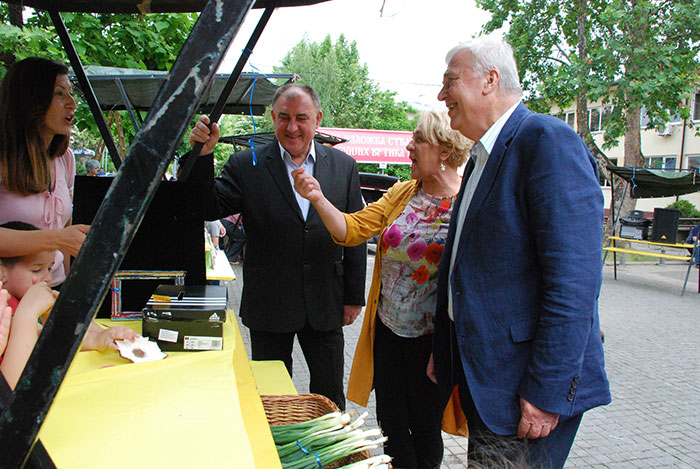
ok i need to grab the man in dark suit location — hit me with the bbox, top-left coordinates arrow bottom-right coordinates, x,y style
188,83 -> 366,410
429,37 -> 610,467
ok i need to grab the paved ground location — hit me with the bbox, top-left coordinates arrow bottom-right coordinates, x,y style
227,256 -> 700,468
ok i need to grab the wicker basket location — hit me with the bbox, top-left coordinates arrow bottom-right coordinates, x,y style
261,393 -> 372,468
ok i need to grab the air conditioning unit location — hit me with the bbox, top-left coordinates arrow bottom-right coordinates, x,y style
656,124 -> 672,137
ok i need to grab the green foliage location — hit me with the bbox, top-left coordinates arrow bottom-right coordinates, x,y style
275,34 -> 417,131
666,200 -> 700,218
358,163 -> 411,181
75,159 -> 87,176
477,0 -> 700,149
0,7 -> 198,164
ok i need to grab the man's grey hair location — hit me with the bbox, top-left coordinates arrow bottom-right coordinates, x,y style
446,36 -> 523,96
85,159 -> 100,172
271,83 -> 322,112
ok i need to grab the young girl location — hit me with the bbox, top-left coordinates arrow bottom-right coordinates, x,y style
0,222 -> 139,388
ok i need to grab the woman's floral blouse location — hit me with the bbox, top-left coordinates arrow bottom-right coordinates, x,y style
377,189 -> 455,338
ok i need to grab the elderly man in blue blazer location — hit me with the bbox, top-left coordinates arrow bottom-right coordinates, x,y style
429,36 -> 610,468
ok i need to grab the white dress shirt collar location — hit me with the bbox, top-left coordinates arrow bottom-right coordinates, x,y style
479,101 -> 521,156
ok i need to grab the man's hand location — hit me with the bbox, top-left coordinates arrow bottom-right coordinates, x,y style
426,353 -> 437,384
188,115 -> 220,156
517,397 -> 559,439
342,305 -> 362,325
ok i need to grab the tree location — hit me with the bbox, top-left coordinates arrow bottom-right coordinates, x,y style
275,34 -> 417,131
1,7 -> 197,160
477,0 -> 700,235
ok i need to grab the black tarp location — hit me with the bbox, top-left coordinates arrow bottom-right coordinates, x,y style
607,164 -> 700,199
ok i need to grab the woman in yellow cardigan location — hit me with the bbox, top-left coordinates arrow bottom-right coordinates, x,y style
293,111 -> 470,469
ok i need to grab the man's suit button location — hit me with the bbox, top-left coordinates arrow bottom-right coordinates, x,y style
304,227 -> 309,233
567,393 -> 574,402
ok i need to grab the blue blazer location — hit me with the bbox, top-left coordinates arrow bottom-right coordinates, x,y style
433,103 -> 611,435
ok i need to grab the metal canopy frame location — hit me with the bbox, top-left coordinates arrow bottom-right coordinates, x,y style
71,68 -> 295,131
0,0 -> 332,466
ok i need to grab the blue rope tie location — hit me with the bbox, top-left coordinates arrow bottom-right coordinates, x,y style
296,440 -> 309,455
630,167 -> 638,197
248,75 -> 258,166
294,441 -> 322,467
246,60 -> 270,168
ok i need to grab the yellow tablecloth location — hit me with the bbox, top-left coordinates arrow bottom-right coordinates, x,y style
38,316 -> 282,469
206,250 -> 237,281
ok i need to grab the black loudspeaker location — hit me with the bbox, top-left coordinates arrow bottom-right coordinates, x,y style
650,208 -> 680,243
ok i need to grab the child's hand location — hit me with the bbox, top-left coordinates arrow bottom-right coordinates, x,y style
15,282 -> 57,321
0,286 -> 12,356
83,324 -> 140,352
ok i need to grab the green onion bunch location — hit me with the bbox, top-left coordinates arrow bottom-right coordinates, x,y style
270,411 -> 389,469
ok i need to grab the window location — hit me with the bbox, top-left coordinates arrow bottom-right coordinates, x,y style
687,155 -> 700,172
558,111 -> 575,128
646,156 -> 677,170
589,108 -> 601,132
587,105 -> 611,132
693,93 -> 700,121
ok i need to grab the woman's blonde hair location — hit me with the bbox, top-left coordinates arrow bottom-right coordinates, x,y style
0,57 -> 70,195
414,111 -> 471,168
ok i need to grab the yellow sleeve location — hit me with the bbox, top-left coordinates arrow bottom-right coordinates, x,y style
333,181 -> 417,247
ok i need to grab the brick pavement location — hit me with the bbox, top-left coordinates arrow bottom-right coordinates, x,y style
227,257 -> 700,468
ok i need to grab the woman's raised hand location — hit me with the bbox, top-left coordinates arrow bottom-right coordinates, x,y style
292,168 -> 324,203
57,224 -> 89,257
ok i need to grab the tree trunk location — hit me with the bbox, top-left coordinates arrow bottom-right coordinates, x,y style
0,6 -> 24,68
575,0 -> 616,239
8,5 -> 23,27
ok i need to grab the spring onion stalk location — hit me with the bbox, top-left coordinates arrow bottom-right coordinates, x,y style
277,427 -> 363,460
271,412 -> 350,444
270,412 -> 341,434
278,429 -> 382,463
346,412 -> 369,431
281,436 -> 388,469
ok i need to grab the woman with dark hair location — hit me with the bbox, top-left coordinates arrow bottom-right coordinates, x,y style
0,57 -> 89,287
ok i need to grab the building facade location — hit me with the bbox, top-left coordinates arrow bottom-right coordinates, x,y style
552,92 -> 700,213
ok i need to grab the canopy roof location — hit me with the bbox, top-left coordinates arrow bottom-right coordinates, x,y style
607,164 -> 700,199
220,130 -> 346,147
1,0 -> 330,13
74,66 -> 293,115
